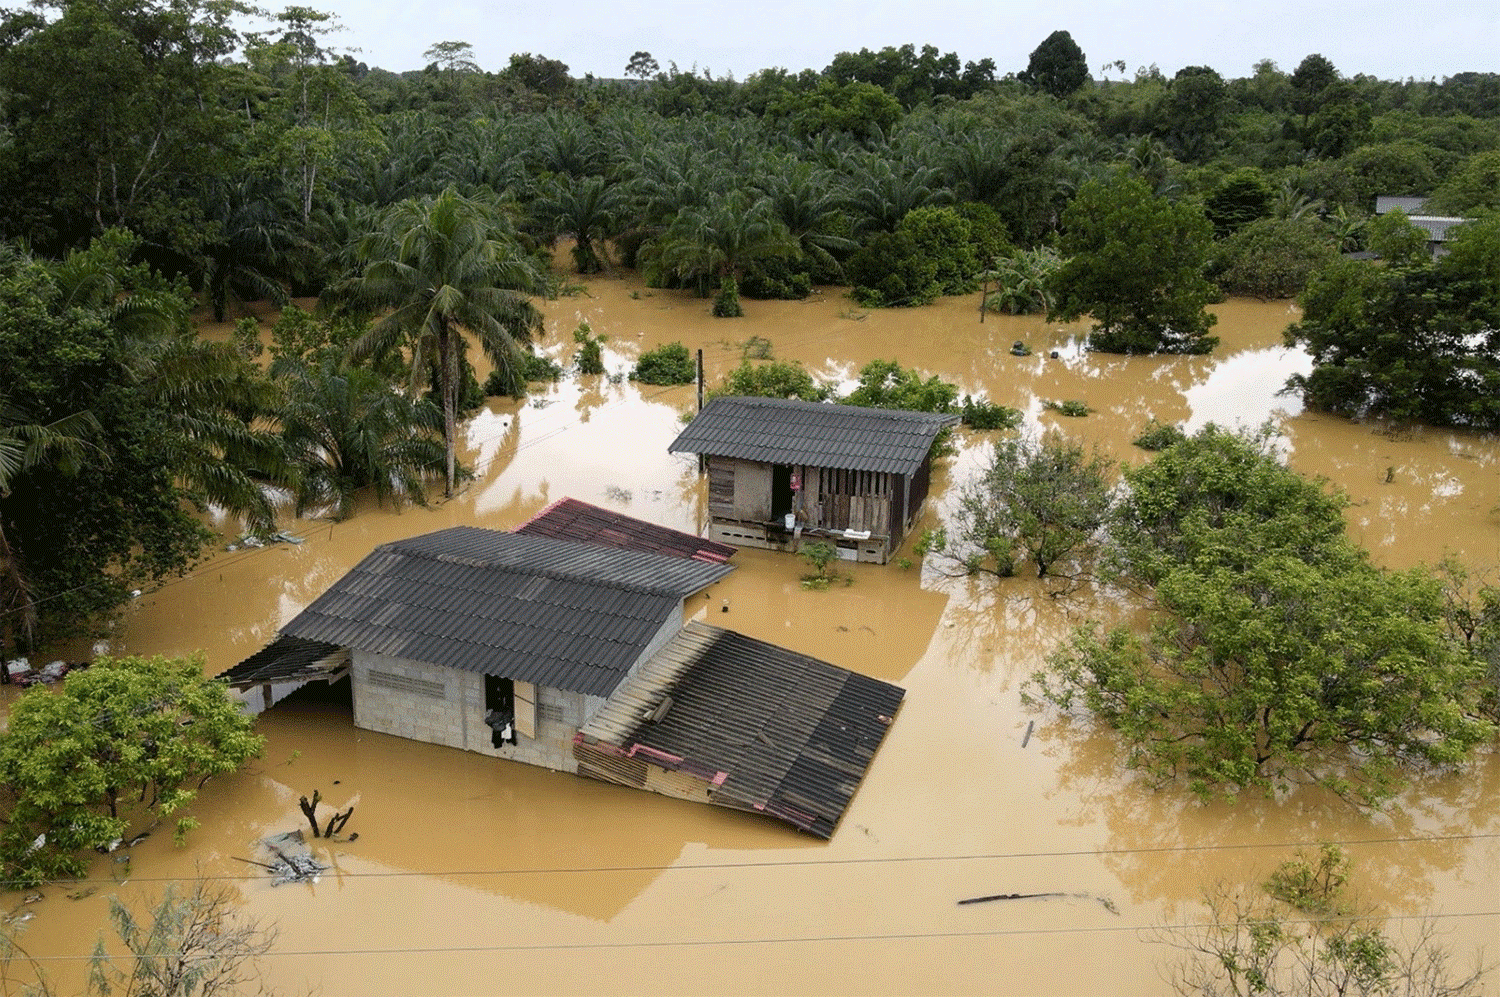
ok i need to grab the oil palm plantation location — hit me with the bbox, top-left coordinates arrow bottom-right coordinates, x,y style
325,186 -> 550,496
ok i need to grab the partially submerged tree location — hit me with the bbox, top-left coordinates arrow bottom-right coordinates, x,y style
3,879 -> 277,996
1028,425 -> 1494,806
1285,218 -> 1500,430
1049,174 -> 1219,354
0,655 -> 263,884
949,433 -> 1114,579
326,187 -> 549,496
1159,845 -> 1488,997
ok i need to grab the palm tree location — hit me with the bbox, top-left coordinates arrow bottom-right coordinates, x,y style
325,187 -> 550,496
0,400 -> 102,665
535,174 -> 625,274
277,356 -> 447,520
645,190 -> 796,315
53,232 -> 290,531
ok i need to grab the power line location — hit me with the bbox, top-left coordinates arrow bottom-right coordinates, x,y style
40,831 -> 1500,888
21,909 -> 1500,963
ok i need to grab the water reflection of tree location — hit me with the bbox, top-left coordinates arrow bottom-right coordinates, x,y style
1042,715 -> 1500,916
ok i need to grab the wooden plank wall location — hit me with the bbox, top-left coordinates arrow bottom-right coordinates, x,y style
812,467 -> 892,536
707,458 -> 735,519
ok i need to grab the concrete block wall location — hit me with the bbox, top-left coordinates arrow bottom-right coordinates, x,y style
351,651 -> 467,750
351,650 -> 611,774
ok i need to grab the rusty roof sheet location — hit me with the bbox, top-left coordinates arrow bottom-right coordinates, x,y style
578,621 -> 904,838
273,527 -> 733,698
668,396 -> 959,476
518,498 -> 736,563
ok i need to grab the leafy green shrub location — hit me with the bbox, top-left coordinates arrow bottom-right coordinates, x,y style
740,256 -> 813,300
1133,419 -> 1187,450
800,540 -> 846,590
712,275 -> 744,317
844,359 -> 958,412
573,321 -> 606,375
960,396 -> 1023,430
633,341 -> 696,385
718,360 -> 826,401
848,206 -> 982,307
483,353 -> 562,397
1045,399 -> 1091,417
983,247 -> 1062,315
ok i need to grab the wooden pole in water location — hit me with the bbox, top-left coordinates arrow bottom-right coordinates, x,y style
696,348 -> 706,473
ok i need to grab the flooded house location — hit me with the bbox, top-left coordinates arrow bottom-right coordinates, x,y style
221,499 -> 904,837
669,396 -> 960,564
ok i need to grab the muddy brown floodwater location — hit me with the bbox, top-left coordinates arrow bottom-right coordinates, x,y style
4,274 -> 1498,997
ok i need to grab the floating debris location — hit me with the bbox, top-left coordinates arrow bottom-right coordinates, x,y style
958,890 -> 1119,915
255,830 -> 329,886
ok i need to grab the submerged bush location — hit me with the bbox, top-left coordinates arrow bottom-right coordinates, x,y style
632,341 -> 696,385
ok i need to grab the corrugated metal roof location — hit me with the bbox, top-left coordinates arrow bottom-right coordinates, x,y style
218,636 -> 348,688
518,498 -> 736,563
668,396 -> 959,476
275,527 -> 734,698
1375,195 -> 1429,214
577,621 -> 904,838
1407,215 -> 1466,241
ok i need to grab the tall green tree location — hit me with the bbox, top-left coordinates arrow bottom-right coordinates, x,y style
1019,30 -> 1089,98
326,187 -> 549,495
1049,174 -> 1219,353
0,233 -> 283,648
0,0 -> 252,254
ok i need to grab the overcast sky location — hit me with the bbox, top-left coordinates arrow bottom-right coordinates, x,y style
302,0 -> 1497,83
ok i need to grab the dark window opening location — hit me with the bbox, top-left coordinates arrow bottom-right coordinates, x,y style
484,675 -> 516,747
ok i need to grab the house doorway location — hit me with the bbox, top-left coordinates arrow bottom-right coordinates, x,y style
772,465 -> 795,519
484,675 -> 516,747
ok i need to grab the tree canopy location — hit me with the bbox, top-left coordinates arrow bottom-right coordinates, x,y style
1020,30 -> 1088,98
1049,174 -> 1219,354
0,654 -> 263,884
1027,426 -> 1495,807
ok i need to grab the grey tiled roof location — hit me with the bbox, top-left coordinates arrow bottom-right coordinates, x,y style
1375,195 -> 1429,214
1407,215 -> 1466,241
578,621 -> 905,838
668,396 -> 959,476
277,527 -> 734,698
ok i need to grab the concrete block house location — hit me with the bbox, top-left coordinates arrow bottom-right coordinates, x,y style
222,499 -> 904,837
668,396 -> 959,564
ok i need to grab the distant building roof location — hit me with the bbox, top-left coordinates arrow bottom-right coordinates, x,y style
1407,215 -> 1467,241
668,396 -> 959,477
269,526 -> 734,698
518,498 -> 735,564
1375,195 -> 1429,215
578,621 -> 905,838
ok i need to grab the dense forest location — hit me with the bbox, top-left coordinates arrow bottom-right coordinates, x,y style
2,1 -> 1499,653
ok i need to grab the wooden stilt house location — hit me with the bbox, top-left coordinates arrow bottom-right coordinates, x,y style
669,396 -> 959,564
